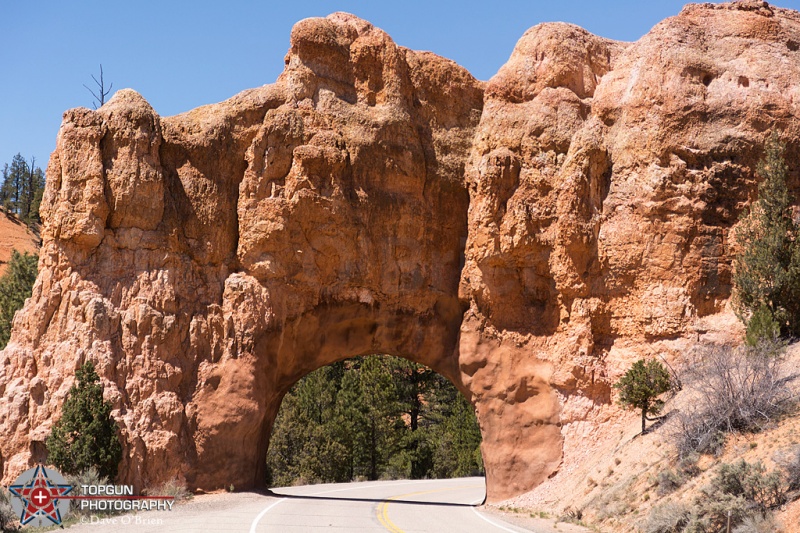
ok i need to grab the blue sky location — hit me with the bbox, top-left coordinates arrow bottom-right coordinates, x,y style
1,1 -> 797,169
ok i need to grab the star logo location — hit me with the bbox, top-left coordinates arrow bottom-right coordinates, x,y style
8,465 -> 73,527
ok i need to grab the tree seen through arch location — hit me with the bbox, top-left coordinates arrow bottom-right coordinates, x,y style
265,355 -> 484,487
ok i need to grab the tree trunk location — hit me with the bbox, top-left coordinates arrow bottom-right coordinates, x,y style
641,407 -> 647,434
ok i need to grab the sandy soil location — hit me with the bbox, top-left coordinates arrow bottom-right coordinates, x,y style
0,212 -> 39,275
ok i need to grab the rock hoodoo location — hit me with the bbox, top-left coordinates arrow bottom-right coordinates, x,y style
2,1 -> 800,502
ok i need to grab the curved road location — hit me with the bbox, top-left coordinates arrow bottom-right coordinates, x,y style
64,477 -> 537,532
253,477 -> 523,532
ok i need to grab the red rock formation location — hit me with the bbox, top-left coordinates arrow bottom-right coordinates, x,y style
2,1 -> 800,502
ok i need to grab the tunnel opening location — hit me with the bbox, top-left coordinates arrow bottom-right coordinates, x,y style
264,354 -> 485,492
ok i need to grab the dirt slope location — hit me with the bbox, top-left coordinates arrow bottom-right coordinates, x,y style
0,213 -> 39,276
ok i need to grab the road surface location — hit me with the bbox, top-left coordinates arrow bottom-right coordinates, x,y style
63,477 -> 543,532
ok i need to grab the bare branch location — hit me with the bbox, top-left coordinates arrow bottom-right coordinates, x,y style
84,64 -> 113,109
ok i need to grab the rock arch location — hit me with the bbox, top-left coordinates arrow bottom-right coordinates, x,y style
0,13 -> 561,503
2,3 -> 795,503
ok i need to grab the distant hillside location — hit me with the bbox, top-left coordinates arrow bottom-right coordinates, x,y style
0,212 -> 39,276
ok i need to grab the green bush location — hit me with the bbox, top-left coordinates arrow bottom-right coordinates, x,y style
46,362 -> 122,480
745,305 -> 781,347
642,459 -> 788,533
688,459 -> 786,532
0,249 -> 37,349
710,460 -> 785,512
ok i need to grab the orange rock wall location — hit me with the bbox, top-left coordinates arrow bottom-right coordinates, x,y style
2,1 -> 800,502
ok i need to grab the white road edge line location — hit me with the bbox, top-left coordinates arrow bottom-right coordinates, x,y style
471,506 -> 522,533
249,497 -> 287,533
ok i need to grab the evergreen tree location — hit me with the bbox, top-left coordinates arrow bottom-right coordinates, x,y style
426,377 -> 484,478
0,154 -> 45,224
614,359 -> 672,434
0,164 -> 10,212
265,363 -> 351,486
265,355 -> 484,487
0,250 -> 38,349
46,361 -> 123,480
356,356 -> 402,480
23,162 -> 45,224
733,134 -> 800,339
1,155 -> 27,215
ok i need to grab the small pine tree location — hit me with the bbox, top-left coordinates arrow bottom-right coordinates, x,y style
46,361 -> 122,480
0,154 -> 45,225
0,249 -> 38,349
614,359 -> 672,434
733,133 -> 800,339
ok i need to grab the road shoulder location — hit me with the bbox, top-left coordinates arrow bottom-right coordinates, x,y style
480,505 -> 592,533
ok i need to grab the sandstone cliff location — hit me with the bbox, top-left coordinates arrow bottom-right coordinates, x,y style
1,1 -> 799,502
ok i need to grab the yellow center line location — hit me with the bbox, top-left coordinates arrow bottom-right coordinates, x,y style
376,484 -> 483,533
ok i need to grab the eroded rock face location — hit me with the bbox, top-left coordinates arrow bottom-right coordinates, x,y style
2,2 -> 800,502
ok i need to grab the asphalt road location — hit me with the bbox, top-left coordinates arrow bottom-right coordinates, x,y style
63,477 -> 538,532
253,477 -> 527,532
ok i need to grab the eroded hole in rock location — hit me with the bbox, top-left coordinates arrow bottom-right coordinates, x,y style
788,39 -> 799,51
265,355 -> 485,487
738,76 -> 750,88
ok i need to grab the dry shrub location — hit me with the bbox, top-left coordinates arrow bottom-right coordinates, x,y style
640,501 -> 691,533
774,445 -> 800,493
656,469 -> 685,496
732,513 -> 782,533
65,467 -> 124,517
0,488 -> 17,533
673,340 -> 795,456
144,478 -> 192,503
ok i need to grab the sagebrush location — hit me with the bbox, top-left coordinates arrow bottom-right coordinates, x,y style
672,341 -> 794,456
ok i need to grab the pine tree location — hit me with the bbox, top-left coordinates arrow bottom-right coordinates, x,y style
1,155 -> 27,215
614,359 -> 672,434
382,359 -> 431,478
23,161 -> 45,224
0,154 -> 45,224
265,355 -> 485,486
0,250 -> 38,349
46,361 -> 123,480
733,134 -> 800,339
428,381 -> 484,478
355,356 -> 401,480
0,164 -> 11,212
